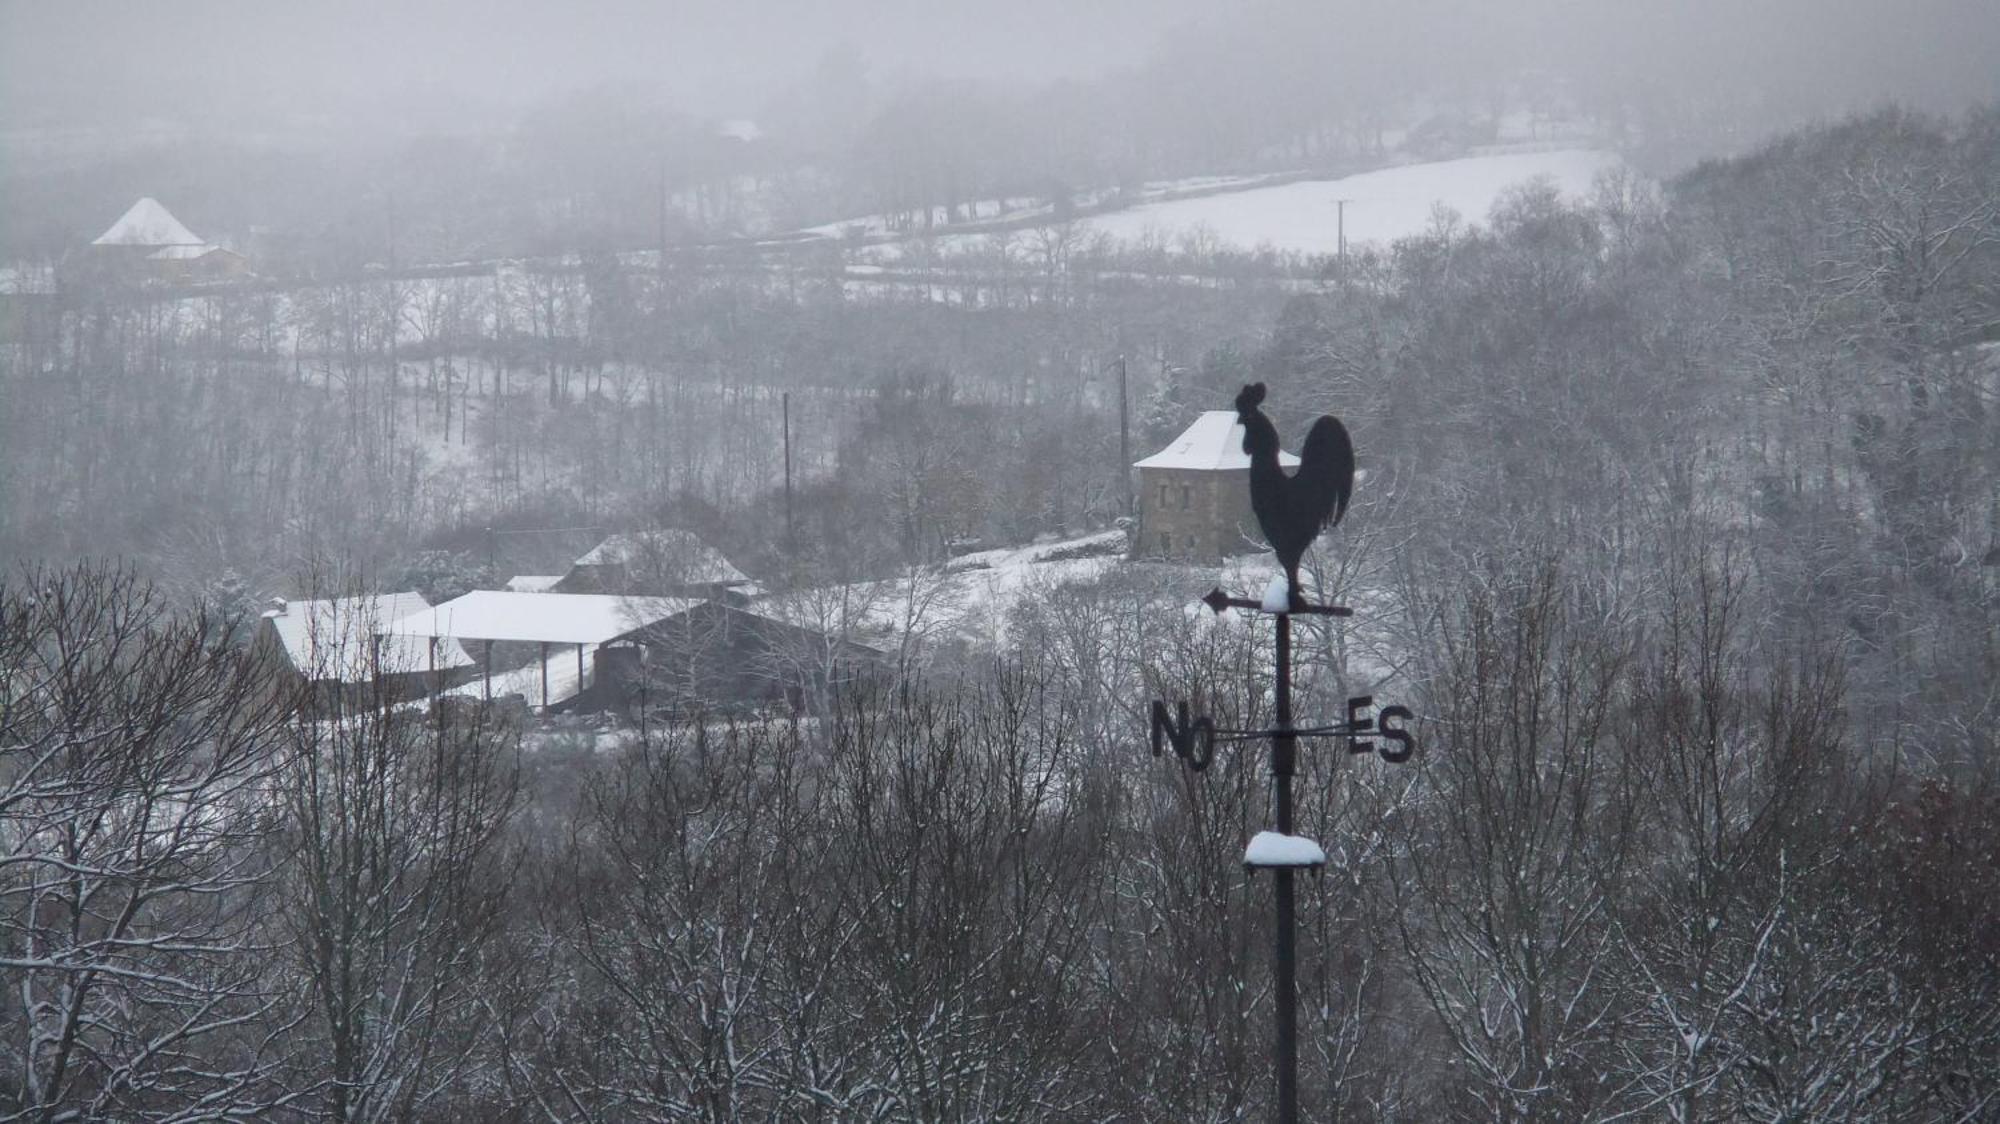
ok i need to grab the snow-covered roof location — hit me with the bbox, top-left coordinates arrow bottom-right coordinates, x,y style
92,197 -> 203,247
1134,411 -> 1300,471
574,530 -> 748,586
385,590 -> 698,645
504,574 -> 563,593
264,592 -> 472,682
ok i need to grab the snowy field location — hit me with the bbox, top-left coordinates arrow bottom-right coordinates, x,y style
1083,149 -> 1625,255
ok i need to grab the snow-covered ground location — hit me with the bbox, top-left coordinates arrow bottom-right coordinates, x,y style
798,173 -> 1278,245
1082,149 -> 1624,255
757,529 -> 1390,660
807,149 -> 1625,271
944,529 -> 1127,572
759,553 -> 1127,655
447,642 -> 596,709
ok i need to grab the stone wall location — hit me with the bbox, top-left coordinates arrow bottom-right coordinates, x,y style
1134,467 -> 1260,559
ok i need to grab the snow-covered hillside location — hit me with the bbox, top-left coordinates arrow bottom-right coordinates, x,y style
1083,149 -> 1624,255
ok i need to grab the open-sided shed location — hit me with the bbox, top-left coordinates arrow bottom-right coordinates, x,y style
385,590 -> 697,709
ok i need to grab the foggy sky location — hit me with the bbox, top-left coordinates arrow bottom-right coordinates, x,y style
1,0 -> 1223,128
4,0 -> 1995,166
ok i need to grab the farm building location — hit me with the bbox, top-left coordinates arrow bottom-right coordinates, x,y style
254,592 -> 473,711
1132,411 -> 1297,560
68,197 -> 249,287
385,590 -> 879,716
385,590 -> 697,711
586,600 -> 885,716
555,529 -> 752,599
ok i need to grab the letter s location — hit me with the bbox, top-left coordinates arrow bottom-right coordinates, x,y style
1377,705 -> 1415,764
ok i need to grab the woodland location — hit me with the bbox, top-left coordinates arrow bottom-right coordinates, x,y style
1,103 -> 1998,1120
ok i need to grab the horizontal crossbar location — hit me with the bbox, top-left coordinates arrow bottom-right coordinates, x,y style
1201,587 -> 1353,617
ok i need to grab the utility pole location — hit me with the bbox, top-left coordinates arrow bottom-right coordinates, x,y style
1335,198 -> 1351,263
1117,354 -> 1131,517
782,391 -> 795,556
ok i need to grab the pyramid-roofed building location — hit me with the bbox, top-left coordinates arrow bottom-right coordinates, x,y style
70,197 -> 249,286
92,197 -> 205,247
1132,411 -> 1296,560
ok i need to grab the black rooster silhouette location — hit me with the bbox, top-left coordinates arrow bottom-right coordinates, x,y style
1235,383 -> 1354,610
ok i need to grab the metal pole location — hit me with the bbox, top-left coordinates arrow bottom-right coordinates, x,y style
783,391 -> 794,555
1336,199 -> 1348,262
1272,611 -> 1299,1124
1117,355 -> 1131,517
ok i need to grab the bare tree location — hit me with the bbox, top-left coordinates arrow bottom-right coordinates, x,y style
0,564 -> 301,1122
272,675 -> 522,1123
1388,559 -> 1640,1121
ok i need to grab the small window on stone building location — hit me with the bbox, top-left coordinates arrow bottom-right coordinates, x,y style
1180,485 -> 1191,510
1158,483 -> 1169,508
1159,532 -> 1172,554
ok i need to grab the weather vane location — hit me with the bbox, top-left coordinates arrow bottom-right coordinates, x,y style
1235,381 -> 1352,611
1148,383 -> 1416,1124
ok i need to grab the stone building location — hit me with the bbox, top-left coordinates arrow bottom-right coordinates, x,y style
1131,411 -> 1298,560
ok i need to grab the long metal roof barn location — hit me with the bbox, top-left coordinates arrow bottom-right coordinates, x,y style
263,591 -> 472,682
384,590 -> 697,645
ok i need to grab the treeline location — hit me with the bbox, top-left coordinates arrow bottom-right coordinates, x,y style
1183,105 -> 2000,736
4,542 -> 1993,1120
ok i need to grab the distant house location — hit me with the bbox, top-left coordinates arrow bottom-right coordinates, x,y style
254,592 -> 472,710
1132,411 -> 1298,560
556,530 -> 752,600
69,197 -> 249,287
